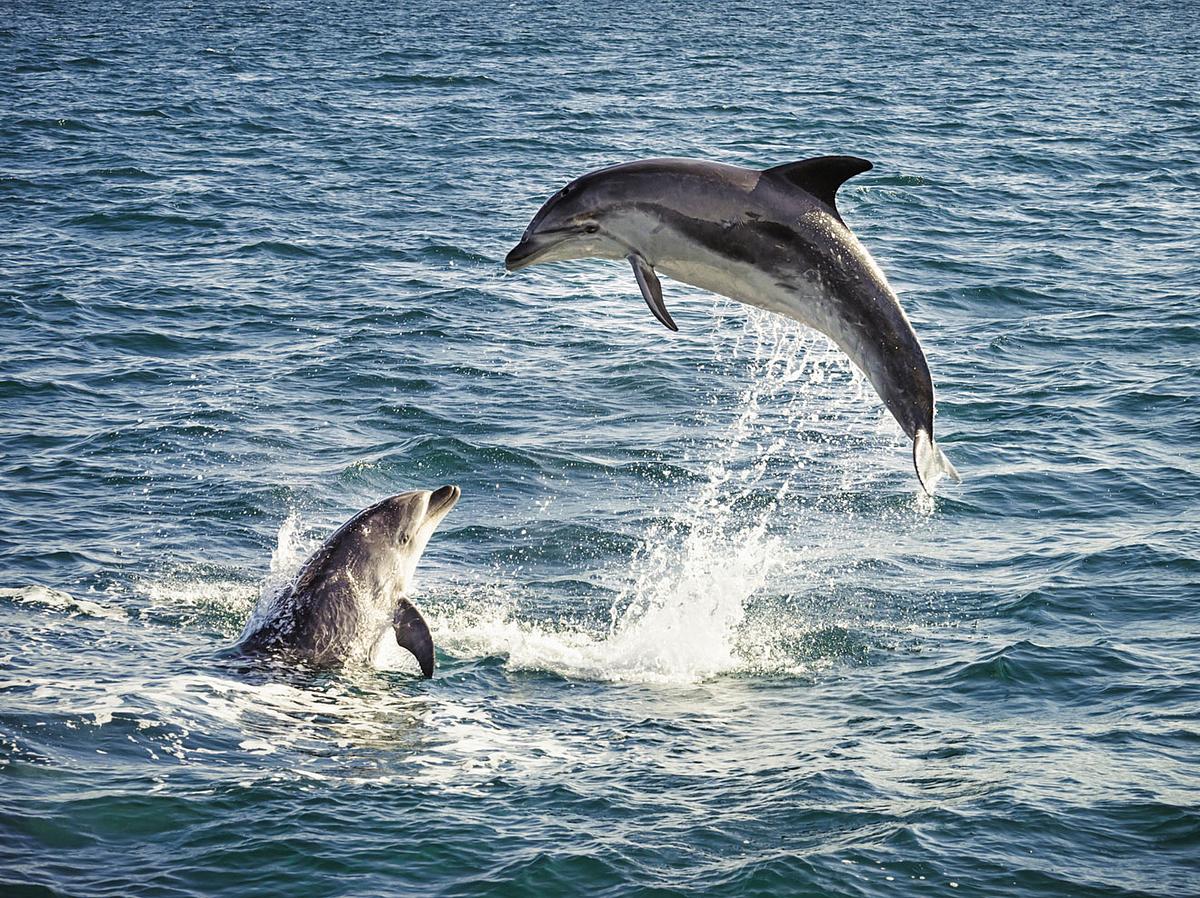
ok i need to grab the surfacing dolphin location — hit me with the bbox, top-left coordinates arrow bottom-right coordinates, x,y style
235,486 -> 460,677
505,156 -> 960,494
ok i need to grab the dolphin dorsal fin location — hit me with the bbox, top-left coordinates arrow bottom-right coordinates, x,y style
762,156 -> 873,222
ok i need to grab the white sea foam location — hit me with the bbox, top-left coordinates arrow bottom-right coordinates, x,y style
0,584 -> 128,621
139,576 -> 258,632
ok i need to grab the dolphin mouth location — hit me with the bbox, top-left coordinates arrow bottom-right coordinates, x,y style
505,234 -> 565,271
504,239 -> 540,271
427,484 -> 460,518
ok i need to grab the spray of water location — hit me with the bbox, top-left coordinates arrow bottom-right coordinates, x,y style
432,307 -> 905,684
232,511 -> 329,644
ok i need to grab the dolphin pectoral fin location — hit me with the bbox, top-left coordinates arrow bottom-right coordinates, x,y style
393,598 -> 435,678
628,254 -> 678,332
913,429 -> 961,496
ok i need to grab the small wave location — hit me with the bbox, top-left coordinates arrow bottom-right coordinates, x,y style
89,166 -> 159,180
232,240 -> 321,259
370,72 -> 497,87
0,176 -> 45,191
365,49 -> 440,63
933,639 -> 1146,702
460,521 -> 640,567
85,328 -> 200,356
0,585 -> 127,621
16,117 -> 102,132
420,242 -> 494,265
393,434 -> 551,479
0,375 -> 98,401
231,120 -> 294,135
66,211 -> 224,231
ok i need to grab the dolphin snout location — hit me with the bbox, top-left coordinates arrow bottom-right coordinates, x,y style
504,240 -> 536,272
428,484 -> 461,515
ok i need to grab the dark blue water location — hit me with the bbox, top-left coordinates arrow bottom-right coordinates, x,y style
2,1 -> 1198,895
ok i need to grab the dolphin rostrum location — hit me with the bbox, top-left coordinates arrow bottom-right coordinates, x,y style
236,486 -> 460,677
505,156 -> 960,494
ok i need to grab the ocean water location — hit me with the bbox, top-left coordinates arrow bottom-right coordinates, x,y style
2,0 -> 1198,895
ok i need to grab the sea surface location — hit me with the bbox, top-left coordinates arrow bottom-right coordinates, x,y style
2,1 -> 1198,895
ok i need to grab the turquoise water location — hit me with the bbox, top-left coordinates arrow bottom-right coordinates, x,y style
3,1 -> 1199,895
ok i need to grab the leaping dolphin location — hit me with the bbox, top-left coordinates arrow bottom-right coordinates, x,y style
505,156 -> 960,494
235,486 -> 460,677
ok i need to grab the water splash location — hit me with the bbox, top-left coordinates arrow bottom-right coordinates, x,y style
267,512 -> 311,586
433,308 -> 906,684
234,512 -> 318,642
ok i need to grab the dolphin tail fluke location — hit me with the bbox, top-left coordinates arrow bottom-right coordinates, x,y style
913,429 -> 960,496
394,599 -> 435,678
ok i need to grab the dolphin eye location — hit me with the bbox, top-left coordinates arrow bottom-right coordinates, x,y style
584,224 -> 599,234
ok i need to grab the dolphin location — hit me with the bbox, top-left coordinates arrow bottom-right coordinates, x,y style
504,156 -> 960,494
235,486 -> 460,677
